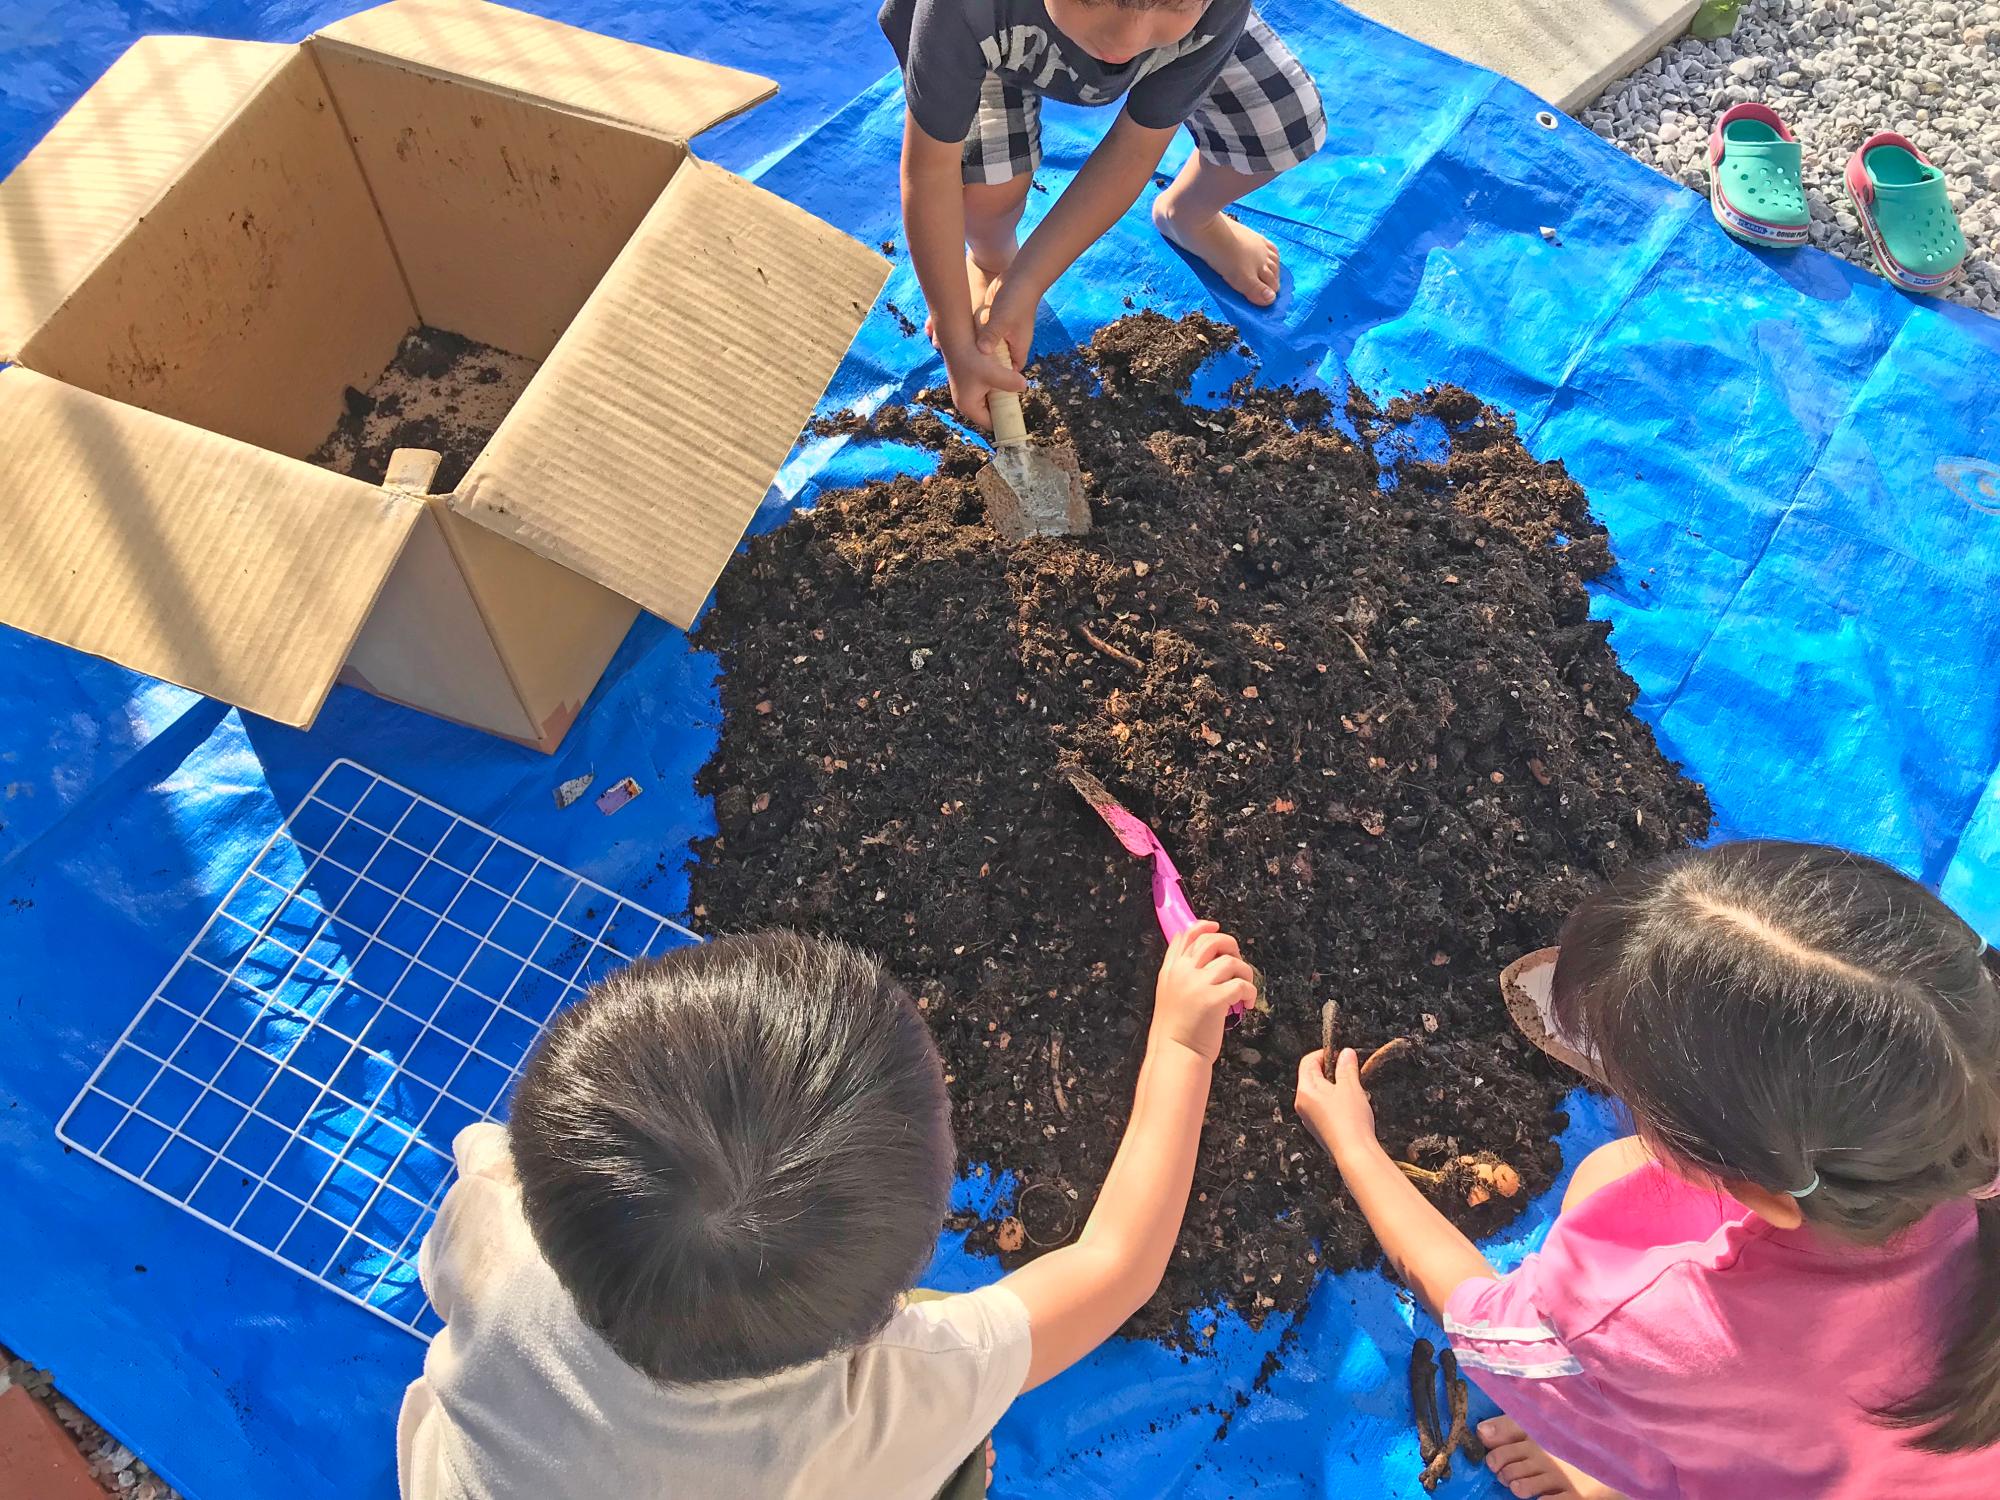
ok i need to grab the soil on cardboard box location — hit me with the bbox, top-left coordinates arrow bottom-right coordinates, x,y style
688,311 -> 1712,1338
308,326 -> 538,492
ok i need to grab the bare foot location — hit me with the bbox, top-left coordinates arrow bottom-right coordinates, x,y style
1478,1417 -> 1626,1500
1152,198 -> 1282,305
927,247 -> 1016,346
984,1437 -> 996,1492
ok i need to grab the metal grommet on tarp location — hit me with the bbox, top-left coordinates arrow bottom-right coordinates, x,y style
1535,109 -> 1560,130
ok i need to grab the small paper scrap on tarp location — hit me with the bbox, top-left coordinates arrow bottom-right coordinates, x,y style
596,777 -> 642,815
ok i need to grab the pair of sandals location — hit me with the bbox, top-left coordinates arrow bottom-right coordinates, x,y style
1707,102 -> 1968,294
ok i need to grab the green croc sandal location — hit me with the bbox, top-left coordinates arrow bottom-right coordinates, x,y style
1845,132 -> 1967,294
1707,103 -> 1810,249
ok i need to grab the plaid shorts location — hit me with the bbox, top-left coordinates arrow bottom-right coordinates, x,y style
961,13 -> 1326,186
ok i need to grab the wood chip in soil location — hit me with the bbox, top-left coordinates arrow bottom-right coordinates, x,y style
690,311 -> 1712,1339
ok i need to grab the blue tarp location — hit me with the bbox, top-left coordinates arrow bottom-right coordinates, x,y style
1,3 -> 1995,1498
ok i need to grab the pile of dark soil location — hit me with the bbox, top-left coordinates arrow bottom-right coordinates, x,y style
689,312 -> 1711,1337
308,326 -> 537,491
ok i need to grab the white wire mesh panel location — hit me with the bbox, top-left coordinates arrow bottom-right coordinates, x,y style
56,759 -> 698,1340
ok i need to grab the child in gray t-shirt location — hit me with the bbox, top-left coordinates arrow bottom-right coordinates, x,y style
880,0 -> 1323,427
399,926 -> 1256,1499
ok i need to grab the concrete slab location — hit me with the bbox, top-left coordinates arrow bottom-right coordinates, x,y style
1341,0 -> 1702,111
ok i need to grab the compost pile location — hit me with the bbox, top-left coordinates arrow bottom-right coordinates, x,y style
309,326 -> 537,491
690,312 -> 1711,1337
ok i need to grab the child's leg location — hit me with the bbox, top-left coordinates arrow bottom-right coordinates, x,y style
927,77 -> 1037,345
1478,1416 -> 1627,1500
965,174 -> 1032,311
1153,156 -> 1285,305
1155,13 -> 1325,306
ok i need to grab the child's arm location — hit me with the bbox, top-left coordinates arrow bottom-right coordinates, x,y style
978,111 -> 1178,374
901,111 -> 1026,427
1294,1048 -> 1499,1319
998,921 -> 1256,1391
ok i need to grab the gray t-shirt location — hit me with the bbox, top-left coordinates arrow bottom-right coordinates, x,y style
398,1125 -> 1034,1500
880,0 -> 1252,141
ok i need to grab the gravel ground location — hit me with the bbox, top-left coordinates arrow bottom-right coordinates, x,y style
1585,0 -> 2000,314
1,1345 -> 179,1498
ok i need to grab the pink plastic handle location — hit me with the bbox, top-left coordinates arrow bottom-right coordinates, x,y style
1151,850 -> 1200,939
1149,847 -> 1251,1018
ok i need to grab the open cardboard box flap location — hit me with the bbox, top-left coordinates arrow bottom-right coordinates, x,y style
0,368 -> 423,726
0,0 -> 886,737
1,2 -> 773,360
0,36 -> 292,360
452,161 -> 889,628
314,0 -> 775,140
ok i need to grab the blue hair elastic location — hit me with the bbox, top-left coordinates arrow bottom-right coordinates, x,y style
1788,1171 -> 1822,1199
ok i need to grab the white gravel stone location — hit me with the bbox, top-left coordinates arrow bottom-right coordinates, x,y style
1585,0 -> 1994,313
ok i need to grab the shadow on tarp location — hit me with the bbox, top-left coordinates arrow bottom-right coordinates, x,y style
0,1 -> 1996,1498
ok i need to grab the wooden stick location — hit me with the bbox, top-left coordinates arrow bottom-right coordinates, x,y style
988,339 -> 1028,445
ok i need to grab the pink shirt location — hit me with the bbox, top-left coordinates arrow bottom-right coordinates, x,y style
1444,1161 -> 1999,1499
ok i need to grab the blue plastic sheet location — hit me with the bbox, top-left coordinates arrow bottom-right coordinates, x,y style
1,3 -> 1996,1498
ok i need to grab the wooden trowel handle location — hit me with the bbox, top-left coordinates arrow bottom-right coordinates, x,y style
989,339 -> 1028,445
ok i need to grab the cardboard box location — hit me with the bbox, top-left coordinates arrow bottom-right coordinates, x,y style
0,0 -> 886,750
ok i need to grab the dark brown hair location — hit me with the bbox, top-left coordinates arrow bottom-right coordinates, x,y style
508,931 -> 954,1383
1552,840 -> 2000,1453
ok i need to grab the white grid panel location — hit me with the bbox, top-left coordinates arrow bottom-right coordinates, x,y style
56,759 -> 698,1340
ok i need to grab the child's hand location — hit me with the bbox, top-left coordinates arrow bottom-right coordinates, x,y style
1152,921 -> 1257,1064
1294,1047 -> 1384,1166
941,339 -> 1027,431
975,282 -> 1039,392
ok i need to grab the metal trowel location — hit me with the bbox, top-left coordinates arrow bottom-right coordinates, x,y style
976,341 -> 1091,543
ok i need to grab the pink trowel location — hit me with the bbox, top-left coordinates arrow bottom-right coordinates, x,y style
1064,770 -> 1266,1016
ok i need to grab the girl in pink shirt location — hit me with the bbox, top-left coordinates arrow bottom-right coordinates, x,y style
1294,840 -> 2000,1499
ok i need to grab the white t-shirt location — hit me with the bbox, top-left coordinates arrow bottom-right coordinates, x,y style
398,1125 -> 1033,1500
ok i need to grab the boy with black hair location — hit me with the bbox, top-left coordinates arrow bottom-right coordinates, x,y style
398,921 -> 1255,1499
882,0 -> 1324,427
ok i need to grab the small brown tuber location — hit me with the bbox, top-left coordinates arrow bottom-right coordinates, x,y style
1399,1154 -> 1524,1208
1466,1159 -> 1523,1207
